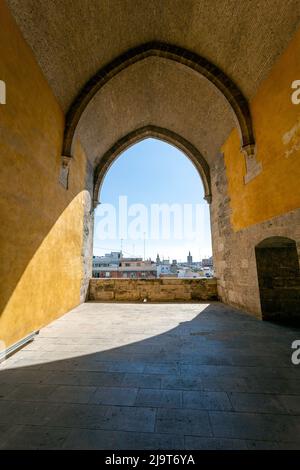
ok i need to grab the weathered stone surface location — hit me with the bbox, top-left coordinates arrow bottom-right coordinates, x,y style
80,160 -> 94,302
88,278 -> 218,302
210,154 -> 300,318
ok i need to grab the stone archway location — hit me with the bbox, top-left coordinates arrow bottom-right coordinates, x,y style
93,125 -> 212,209
62,42 -> 258,178
255,236 -> 300,322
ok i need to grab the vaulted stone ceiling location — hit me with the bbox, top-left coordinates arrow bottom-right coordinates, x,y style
7,0 -> 300,164
75,58 -> 234,165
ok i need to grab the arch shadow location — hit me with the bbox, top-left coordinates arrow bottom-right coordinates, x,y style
93,126 -> 212,208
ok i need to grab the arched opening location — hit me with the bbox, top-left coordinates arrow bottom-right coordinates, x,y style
255,236 -> 300,323
93,126 -> 211,208
92,137 -> 214,295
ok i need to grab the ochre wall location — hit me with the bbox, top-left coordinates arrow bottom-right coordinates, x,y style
1,0 -> 299,340
223,28 -> 300,231
0,3 -> 89,349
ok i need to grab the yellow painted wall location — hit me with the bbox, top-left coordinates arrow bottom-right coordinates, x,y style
223,28 -> 300,231
0,3 -> 88,349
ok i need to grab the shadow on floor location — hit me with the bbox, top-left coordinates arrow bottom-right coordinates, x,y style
0,302 -> 300,450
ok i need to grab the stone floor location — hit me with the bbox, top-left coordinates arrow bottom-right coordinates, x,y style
0,301 -> 300,449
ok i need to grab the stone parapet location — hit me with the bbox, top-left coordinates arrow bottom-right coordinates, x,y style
88,278 -> 218,302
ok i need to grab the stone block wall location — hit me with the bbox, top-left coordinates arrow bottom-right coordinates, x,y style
210,155 -> 300,319
88,278 -> 218,302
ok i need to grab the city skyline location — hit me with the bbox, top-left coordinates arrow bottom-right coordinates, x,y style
93,248 -> 212,264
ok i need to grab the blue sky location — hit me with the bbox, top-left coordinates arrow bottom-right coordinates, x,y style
93,138 -> 212,262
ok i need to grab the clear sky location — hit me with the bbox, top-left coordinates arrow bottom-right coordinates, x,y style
93,138 -> 212,262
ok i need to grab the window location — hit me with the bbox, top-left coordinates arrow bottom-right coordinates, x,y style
93,139 -> 213,285
105,272 -> 110,277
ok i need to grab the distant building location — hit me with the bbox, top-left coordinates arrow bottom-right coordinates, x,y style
202,256 -> 213,268
201,256 -> 214,277
170,259 -> 178,274
120,257 -> 144,268
178,267 -> 200,278
187,251 -> 193,266
93,251 -> 122,270
93,252 -> 157,278
157,258 -> 172,277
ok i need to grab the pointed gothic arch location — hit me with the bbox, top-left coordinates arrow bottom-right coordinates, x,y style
93,125 -> 212,208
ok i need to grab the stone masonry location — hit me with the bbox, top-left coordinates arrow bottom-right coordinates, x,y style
210,154 -> 300,318
88,278 -> 218,302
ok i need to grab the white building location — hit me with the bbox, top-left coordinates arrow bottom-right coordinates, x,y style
92,251 -> 122,276
156,258 -> 172,277
178,267 -> 200,278
93,252 -> 157,278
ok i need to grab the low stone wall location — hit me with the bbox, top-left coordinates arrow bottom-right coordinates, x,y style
88,278 -> 218,302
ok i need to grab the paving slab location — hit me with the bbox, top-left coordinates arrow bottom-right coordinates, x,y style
0,301 -> 299,449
